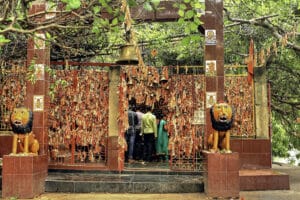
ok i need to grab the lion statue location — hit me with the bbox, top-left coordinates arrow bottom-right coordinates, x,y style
10,107 -> 39,154
208,102 -> 234,153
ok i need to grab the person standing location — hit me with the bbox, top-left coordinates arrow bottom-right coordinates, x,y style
156,114 -> 169,162
141,106 -> 157,162
133,106 -> 144,160
125,106 -> 139,164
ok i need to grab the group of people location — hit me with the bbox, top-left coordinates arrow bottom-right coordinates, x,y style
125,105 -> 169,164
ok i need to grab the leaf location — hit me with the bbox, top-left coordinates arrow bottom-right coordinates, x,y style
62,0 -> 81,11
111,18 -> 118,26
45,32 -> 52,39
128,0 -> 138,7
178,9 -> 185,17
189,22 -> 198,32
0,35 -> 11,44
194,2 -> 203,9
184,25 -> 191,34
190,35 -> 201,42
184,0 -> 191,3
181,36 -> 190,46
144,2 -> 153,11
151,0 -> 161,7
185,10 -> 194,19
179,3 -> 187,10
177,18 -> 185,25
93,6 -> 100,14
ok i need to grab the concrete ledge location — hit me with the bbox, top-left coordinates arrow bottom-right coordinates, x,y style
240,169 -> 290,191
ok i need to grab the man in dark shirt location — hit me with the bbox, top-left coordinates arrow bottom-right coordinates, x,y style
126,106 -> 139,163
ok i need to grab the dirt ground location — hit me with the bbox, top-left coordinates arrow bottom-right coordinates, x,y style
29,193 -> 208,200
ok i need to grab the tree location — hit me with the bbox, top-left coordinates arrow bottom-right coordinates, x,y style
223,0 -> 299,158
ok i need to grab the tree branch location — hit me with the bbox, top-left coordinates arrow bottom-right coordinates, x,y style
224,8 -> 300,52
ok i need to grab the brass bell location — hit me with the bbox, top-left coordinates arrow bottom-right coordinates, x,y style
127,78 -> 133,86
160,75 -> 168,84
116,44 -> 139,65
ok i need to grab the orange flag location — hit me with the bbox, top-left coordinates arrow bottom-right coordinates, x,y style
247,39 -> 254,85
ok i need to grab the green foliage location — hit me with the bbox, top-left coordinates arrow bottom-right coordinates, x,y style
175,0 -> 203,39
61,0 -> 81,11
26,60 -> 37,84
136,22 -> 204,66
0,35 -> 10,44
272,120 -> 290,158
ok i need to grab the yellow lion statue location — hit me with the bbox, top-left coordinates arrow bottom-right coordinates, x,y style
10,107 -> 39,154
208,102 -> 234,153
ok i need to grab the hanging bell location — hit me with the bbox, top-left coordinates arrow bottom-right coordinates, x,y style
160,75 -> 168,84
116,44 -> 139,65
127,78 -> 133,86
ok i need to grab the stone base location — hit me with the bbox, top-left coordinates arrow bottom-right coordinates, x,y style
203,151 -> 240,198
107,136 -> 124,171
240,169 -> 290,190
2,154 -> 48,199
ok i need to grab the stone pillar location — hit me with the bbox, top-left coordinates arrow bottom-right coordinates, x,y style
2,1 -> 49,198
254,66 -> 269,138
25,1 -> 50,155
204,0 -> 224,147
202,1 -> 240,198
107,66 -> 124,171
2,155 -> 48,199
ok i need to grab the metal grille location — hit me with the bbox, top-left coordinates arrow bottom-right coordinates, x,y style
225,76 -> 255,137
48,68 -> 109,165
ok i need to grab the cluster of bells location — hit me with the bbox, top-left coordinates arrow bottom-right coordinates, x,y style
116,44 -> 168,84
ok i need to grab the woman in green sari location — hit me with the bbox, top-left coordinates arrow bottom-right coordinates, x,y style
156,114 -> 169,162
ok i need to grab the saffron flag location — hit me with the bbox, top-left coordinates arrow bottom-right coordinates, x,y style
247,39 -> 254,85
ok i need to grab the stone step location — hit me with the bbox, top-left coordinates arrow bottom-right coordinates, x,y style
239,169 -> 290,191
45,170 -> 204,193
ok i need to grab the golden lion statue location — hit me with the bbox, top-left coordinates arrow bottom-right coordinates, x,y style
208,102 -> 234,153
10,107 -> 39,154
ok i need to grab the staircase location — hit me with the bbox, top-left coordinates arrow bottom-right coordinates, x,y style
45,169 -> 204,193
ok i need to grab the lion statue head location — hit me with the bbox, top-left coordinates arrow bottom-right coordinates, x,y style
210,102 -> 234,131
10,107 -> 33,134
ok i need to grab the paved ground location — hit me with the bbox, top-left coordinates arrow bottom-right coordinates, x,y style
3,164 -> 300,200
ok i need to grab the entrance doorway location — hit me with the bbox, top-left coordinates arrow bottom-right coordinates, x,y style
123,66 -> 206,171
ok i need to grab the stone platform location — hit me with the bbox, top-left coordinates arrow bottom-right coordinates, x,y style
239,169 -> 290,191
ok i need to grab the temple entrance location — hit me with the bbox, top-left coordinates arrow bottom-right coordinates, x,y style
46,63 -> 206,171
123,66 -> 206,171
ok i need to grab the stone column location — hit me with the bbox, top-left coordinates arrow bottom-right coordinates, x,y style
254,66 -> 269,138
25,1 -> 50,155
204,0 -> 224,147
202,1 -> 240,198
107,66 -> 124,170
